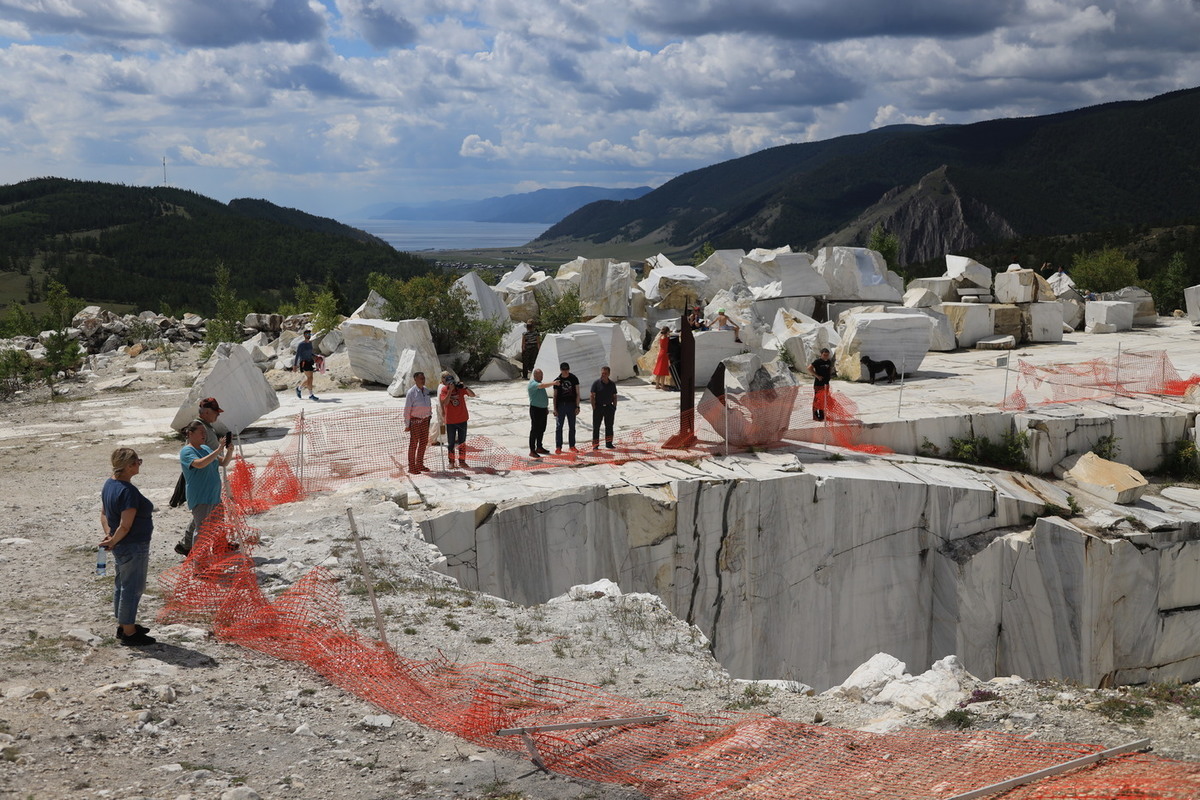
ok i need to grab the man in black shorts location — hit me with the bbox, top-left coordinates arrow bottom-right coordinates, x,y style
292,330 -> 318,400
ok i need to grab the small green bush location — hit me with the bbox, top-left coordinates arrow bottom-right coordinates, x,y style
1159,438 -> 1200,482
949,430 -> 1029,471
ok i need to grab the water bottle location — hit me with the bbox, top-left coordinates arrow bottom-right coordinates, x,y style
95,546 -> 107,577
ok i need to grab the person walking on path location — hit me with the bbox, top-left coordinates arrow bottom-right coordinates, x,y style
438,371 -> 477,468
101,447 -> 157,646
404,371 -> 434,473
808,347 -> 834,422
652,326 -> 672,390
521,321 -> 540,380
552,362 -> 581,453
590,366 -> 618,449
527,368 -> 555,458
176,419 -> 233,555
293,330 -> 318,400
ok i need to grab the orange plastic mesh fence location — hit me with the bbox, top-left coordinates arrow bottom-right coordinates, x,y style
1002,349 -> 1200,411
159,508 -> 1200,799
160,385 -> 1199,799
226,386 -> 883,500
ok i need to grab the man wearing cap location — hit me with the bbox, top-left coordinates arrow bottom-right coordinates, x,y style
404,371 -> 434,473
293,330 -> 318,401
709,309 -> 741,342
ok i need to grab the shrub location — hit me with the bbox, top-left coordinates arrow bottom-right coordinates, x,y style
1159,438 -> 1200,482
1070,247 -> 1139,294
536,287 -> 583,335
948,430 -> 1029,471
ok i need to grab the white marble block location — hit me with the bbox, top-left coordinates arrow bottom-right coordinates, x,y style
886,307 -> 955,351
994,270 -> 1038,304
1085,301 -> 1134,333
1101,287 -> 1157,326
1185,284 -> 1200,324
903,288 -> 941,308
533,330 -> 609,384
453,271 -> 510,323
836,312 -> 931,381
940,303 -> 995,348
496,262 -> 535,293
1023,301 -> 1065,343
772,308 -> 840,371
577,258 -> 633,318
342,318 -> 441,397
170,343 -> 279,435
812,247 -> 903,302
776,252 -> 828,297
693,330 -> 749,388
907,277 -> 957,301
696,249 -> 747,293
639,256 -> 709,309
700,352 -> 799,446
945,255 -> 992,290
563,322 -> 636,380
754,294 -> 817,321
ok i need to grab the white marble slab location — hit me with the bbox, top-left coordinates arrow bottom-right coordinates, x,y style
836,312 -> 931,380
170,343 -> 280,434
563,322 -> 636,380
812,246 -> 902,302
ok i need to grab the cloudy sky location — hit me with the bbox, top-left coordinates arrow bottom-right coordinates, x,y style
1,0 -> 1198,219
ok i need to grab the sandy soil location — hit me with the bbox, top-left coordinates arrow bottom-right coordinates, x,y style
1,364 -> 1198,800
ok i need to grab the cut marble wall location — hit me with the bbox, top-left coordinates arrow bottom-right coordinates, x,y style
835,312 -> 931,381
562,322 -> 636,380
170,343 -> 279,434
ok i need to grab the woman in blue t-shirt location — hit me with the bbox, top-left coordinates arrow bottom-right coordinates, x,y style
100,448 -> 156,646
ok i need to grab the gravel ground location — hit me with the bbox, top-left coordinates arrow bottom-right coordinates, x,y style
1,363 -> 1198,800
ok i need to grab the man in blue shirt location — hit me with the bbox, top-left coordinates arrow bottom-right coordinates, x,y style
293,330 -> 318,400
176,419 -> 233,555
526,368 -> 555,458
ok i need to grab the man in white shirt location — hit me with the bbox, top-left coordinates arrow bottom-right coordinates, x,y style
404,372 -> 434,473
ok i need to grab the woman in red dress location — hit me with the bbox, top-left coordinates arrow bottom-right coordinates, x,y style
652,326 -> 671,390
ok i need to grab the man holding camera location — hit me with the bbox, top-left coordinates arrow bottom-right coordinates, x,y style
438,371 -> 477,469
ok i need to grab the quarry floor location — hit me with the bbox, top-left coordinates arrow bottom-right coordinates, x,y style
0,321 -> 1199,799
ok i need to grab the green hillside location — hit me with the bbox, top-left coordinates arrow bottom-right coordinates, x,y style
540,87 -> 1200,254
0,178 -> 431,316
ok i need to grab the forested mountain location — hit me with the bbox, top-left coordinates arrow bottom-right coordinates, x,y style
0,178 -> 431,315
375,185 -> 653,223
538,87 -> 1200,265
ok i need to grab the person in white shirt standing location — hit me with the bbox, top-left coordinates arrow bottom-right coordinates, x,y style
404,371 -> 434,473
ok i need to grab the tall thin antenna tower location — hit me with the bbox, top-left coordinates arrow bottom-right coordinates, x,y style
162,157 -> 168,187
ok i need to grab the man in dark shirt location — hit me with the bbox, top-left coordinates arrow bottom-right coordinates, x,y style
521,321 -> 539,380
552,361 -> 581,453
293,330 -> 318,400
807,348 -> 834,421
590,366 -> 618,449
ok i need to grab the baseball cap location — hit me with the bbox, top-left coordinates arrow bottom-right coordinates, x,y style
199,397 -> 224,412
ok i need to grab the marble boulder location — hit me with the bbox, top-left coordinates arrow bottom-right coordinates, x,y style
350,290 -> 389,320
993,270 -> 1039,304
576,258 -> 633,318
1022,302 -> 1065,343
453,271 -> 510,323
1101,287 -> 1157,326
170,343 -> 279,435
1085,301 -> 1134,333
696,249 -> 747,293
699,352 -> 798,446
1186,284 -> 1200,324
342,318 -> 441,397
945,255 -> 992,290
907,277 -> 956,301
1057,452 -> 1149,504
533,330 -> 608,384
693,330 -> 749,388
563,322 -> 636,380
639,256 -> 709,309
812,247 -> 902,302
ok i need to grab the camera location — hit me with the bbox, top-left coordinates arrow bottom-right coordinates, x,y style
224,431 -> 232,448
454,381 -> 465,390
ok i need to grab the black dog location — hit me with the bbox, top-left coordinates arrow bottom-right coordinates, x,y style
860,355 -> 898,384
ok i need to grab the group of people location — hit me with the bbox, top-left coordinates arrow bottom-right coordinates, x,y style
100,396 -> 234,647
526,361 -> 619,457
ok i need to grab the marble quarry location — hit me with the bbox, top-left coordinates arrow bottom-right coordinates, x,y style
417,456 -> 1200,691
835,312 -> 932,381
342,318 -> 441,397
170,343 -> 279,434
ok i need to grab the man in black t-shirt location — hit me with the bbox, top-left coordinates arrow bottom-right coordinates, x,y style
552,361 -> 581,453
807,348 -> 834,421
590,366 -> 618,449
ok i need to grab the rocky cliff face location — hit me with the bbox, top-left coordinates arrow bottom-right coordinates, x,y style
818,166 -> 1018,265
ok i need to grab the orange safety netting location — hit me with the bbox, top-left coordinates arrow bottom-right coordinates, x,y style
1002,349 -> 1200,411
159,388 -> 1200,800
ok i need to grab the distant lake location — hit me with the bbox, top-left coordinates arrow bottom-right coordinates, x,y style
342,219 -> 551,253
